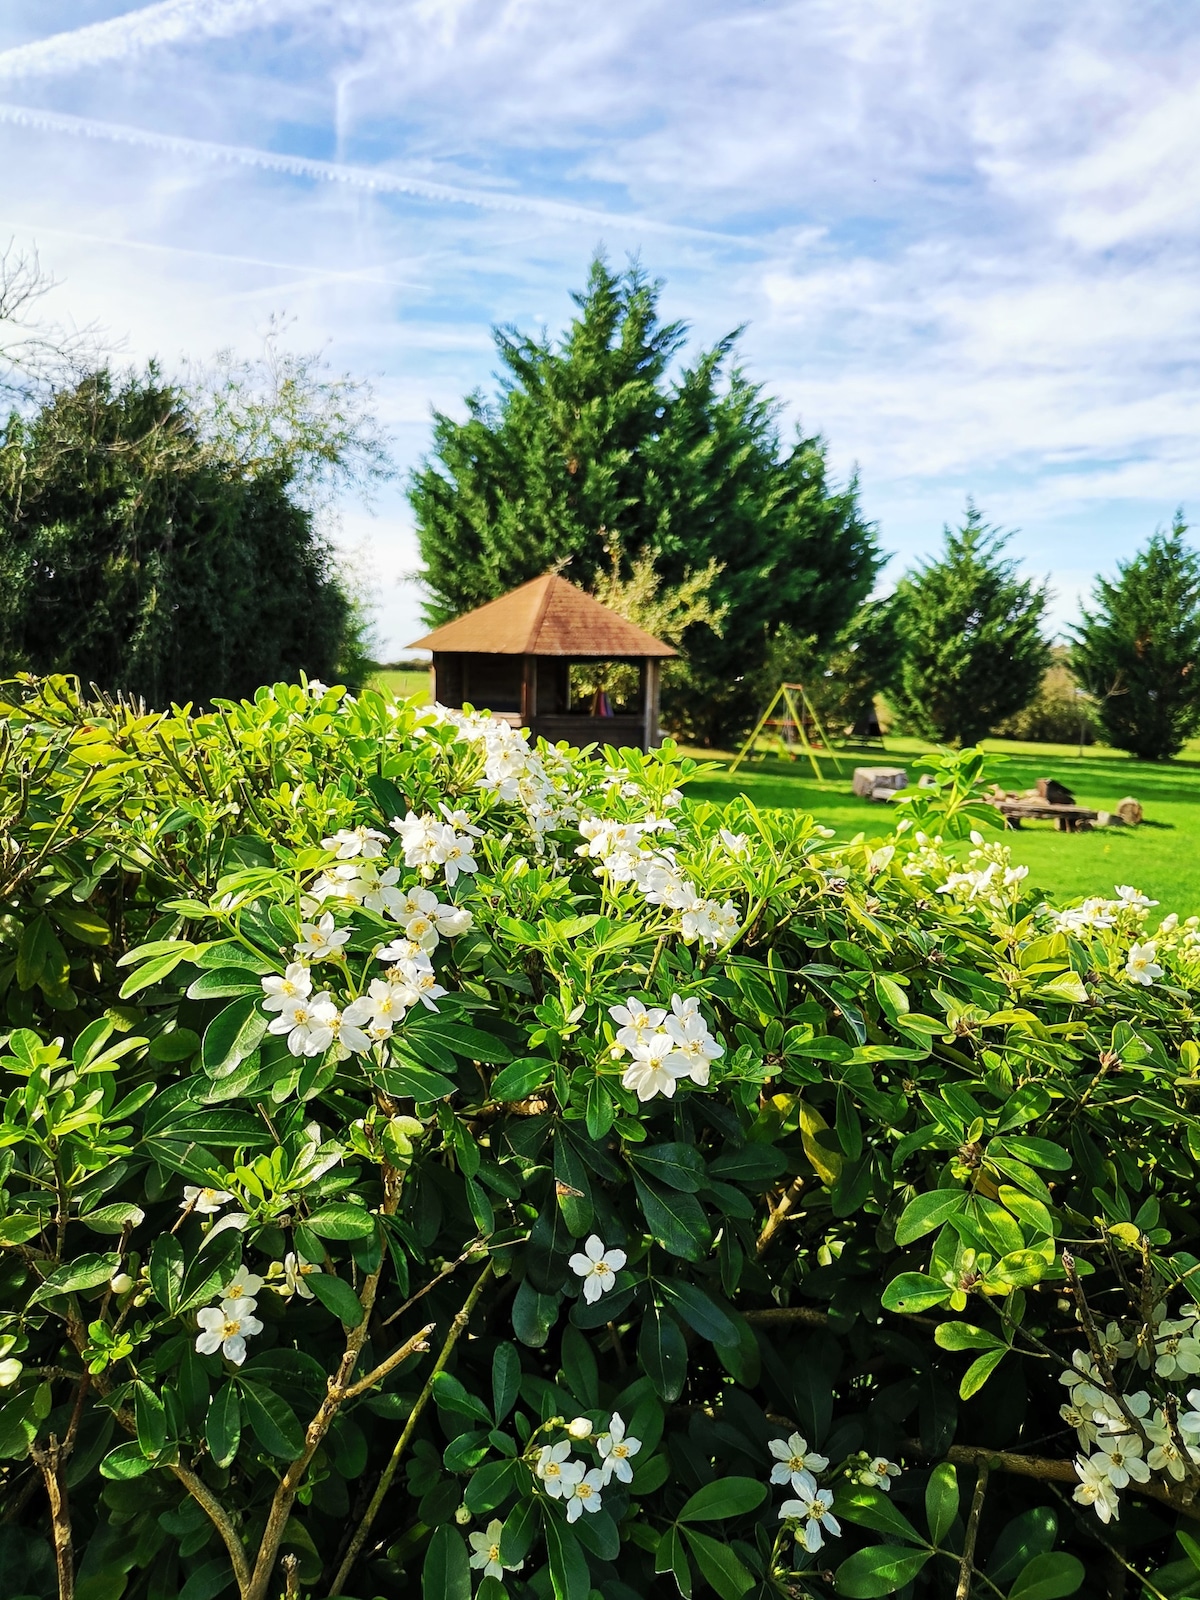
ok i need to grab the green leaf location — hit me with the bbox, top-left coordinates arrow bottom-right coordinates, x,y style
186,968 -> 265,999
638,1303 -> 688,1402
79,1203 -> 146,1235
1008,1553 -> 1086,1600
680,1528 -> 755,1600
492,1342 -> 520,1422
960,1348 -> 1007,1399
880,1272 -> 951,1314
0,1215 -> 46,1245
934,1321 -> 1005,1353
99,1441 -> 155,1480
654,1527 -> 693,1595
29,1252 -> 118,1305
431,1372 -> 492,1425
179,1557 -> 239,1600
464,1458 -> 521,1514
631,1142 -> 706,1193
149,1233 -> 185,1315
995,1136 -> 1072,1172
658,1281 -> 738,1345
118,945 -> 193,999
238,1380 -> 303,1459
305,1272 -> 364,1328
422,1524 -> 471,1600
206,1383 -> 241,1468
678,1476 -> 766,1522
376,1063 -> 458,1101
835,1487 -> 925,1545
925,1462 -> 958,1546
895,1189 -> 969,1246
836,1547 -> 933,1598
52,904 -> 111,946
305,1202 -> 376,1240
543,1514 -> 591,1600
200,997 -> 268,1079
987,1509 -> 1058,1584
133,1381 -> 167,1459
489,1057 -> 552,1099
632,1174 -> 711,1261
512,1280 -> 559,1348
417,1020 -> 512,1063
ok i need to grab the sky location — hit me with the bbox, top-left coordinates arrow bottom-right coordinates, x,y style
0,0 -> 1198,658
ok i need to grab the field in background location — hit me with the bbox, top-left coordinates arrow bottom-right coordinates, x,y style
683,735 -> 1200,918
367,679 -> 1200,917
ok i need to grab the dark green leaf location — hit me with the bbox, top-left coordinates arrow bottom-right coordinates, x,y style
422,1525 -> 471,1600
836,1547 -> 933,1597
678,1477 -> 766,1522
680,1528 -> 755,1600
200,997 -> 268,1080
238,1380 -> 303,1459
492,1342 -> 520,1423
639,1303 -> 688,1402
925,1462 -> 958,1545
835,1487 -> 925,1545
431,1372 -> 492,1425
1008,1554 -> 1085,1600
464,1458 -> 521,1514
544,1514 -> 591,1600
305,1202 -> 376,1240
631,1143 -> 706,1193
658,1281 -> 737,1345
880,1273 -> 951,1314
490,1057 -> 552,1099
306,1273 -> 364,1328
632,1174 -> 710,1261
206,1384 -> 241,1468
29,1253 -> 118,1305
895,1189 -> 969,1247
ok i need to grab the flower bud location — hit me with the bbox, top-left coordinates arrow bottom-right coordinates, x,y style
109,1273 -> 135,1296
454,1504 -> 472,1526
567,1417 -> 592,1440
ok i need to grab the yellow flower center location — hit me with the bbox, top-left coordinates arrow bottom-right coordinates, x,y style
613,1442 -> 629,1459
488,1544 -> 500,1563
544,1463 -> 560,1479
577,1483 -> 594,1500
222,1319 -> 240,1338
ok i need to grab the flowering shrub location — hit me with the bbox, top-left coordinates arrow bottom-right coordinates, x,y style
3,685 -> 1200,1600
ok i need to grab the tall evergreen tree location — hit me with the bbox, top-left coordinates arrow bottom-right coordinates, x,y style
410,256 -> 880,745
889,503 -> 1050,745
1073,514 -> 1200,760
0,367 -> 373,705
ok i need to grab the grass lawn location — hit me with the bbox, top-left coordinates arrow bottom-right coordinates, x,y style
681,734 -> 1200,919
368,668 -> 430,705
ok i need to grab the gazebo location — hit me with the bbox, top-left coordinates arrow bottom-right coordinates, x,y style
409,573 -> 676,751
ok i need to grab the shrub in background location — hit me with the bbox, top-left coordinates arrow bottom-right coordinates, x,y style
991,649 -> 1098,746
3,684 -> 1200,1600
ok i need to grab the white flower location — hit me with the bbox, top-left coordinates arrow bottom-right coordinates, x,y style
322,826 -> 388,859
664,1003 -> 724,1087
780,1487 -> 840,1552
1116,885 -> 1157,909
1154,1323 -> 1200,1379
343,978 -> 414,1032
569,1235 -> 626,1303
567,1417 -> 593,1440
195,1297 -> 263,1364
1074,1456 -> 1120,1522
403,909 -> 442,952
1099,1321 -> 1136,1365
438,803 -> 483,837
182,1186 -> 234,1214
1126,942 -> 1163,986
536,1440 -> 585,1498
598,1412 -> 643,1483
433,825 -> 478,887
261,962 -> 312,1011
221,1269 -> 264,1302
306,678 -> 329,696
468,1520 -> 515,1579
1146,1414 -> 1198,1480
565,1467 -> 606,1522
1089,1438 -> 1149,1489
769,1433 -> 830,1494
295,913 -> 351,961
609,997 -> 667,1053
267,992 -> 339,1057
719,828 -> 749,856
280,1252 -> 322,1300
858,1457 -> 901,1490
681,896 -> 739,948
621,1031 -> 691,1102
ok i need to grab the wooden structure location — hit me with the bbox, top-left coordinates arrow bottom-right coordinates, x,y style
991,797 -> 1099,832
727,683 -> 843,780
409,573 -> 676,751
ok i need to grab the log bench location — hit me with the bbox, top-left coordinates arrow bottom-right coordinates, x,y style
991,799 -> 1099,832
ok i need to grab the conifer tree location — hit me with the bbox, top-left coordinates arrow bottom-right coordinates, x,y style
1073,514 -> 1200,760
410,256 -> 879,745
889,503 -> 1049,745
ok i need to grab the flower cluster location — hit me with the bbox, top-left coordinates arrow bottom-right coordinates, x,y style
577,817 -> 739,949
418,704 -> 581,837
1063,1312 -> 1200,1523
194,1268 -> 265,1365
607,994 -> 725,1102
1045,884 -> 1158,937
930,834 -> 1029,911
766,1431 -> 901,1558
533,1413 -> 643,1522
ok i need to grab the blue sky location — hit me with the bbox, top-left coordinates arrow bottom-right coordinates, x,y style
1,1 -> 1198,657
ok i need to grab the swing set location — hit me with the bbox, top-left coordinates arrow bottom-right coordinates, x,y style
727,682 -> 844,780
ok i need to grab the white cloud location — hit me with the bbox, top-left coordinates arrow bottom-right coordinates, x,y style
1,0 -> 1199,654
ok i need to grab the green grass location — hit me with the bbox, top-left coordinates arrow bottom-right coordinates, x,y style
368,668 -> 430,705
681,734 -> 1200,918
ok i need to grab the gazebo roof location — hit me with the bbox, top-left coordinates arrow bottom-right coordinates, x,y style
409,573 -> 677,659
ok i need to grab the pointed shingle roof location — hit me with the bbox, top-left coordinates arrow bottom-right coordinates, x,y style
409,573 -> 677,658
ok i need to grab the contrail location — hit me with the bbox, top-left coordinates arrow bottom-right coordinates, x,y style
0,101 -> 735,241
0,1 -> 322,82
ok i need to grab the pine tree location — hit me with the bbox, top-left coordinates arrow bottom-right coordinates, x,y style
410,256 -> 880,745
1073,514 -> 1200,760
889,503 -> 1050,745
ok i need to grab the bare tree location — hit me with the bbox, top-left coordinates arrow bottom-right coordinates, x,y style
0,242 -> 106,401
